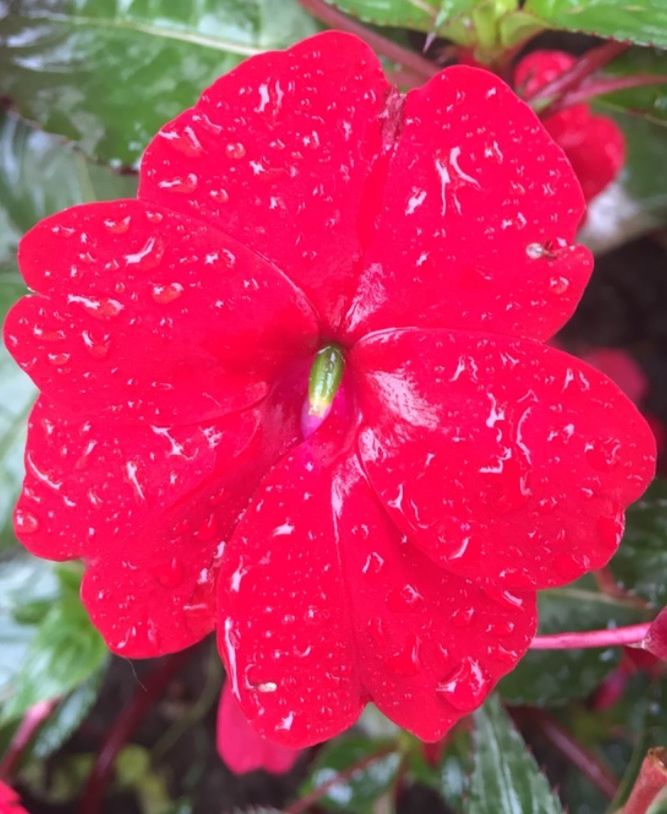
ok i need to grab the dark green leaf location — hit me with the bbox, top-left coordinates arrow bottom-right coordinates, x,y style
500,582 -> 647,706
31,671 -> 103,760
0,0 -> 318,167
468,695 -> 564,814
329,0 -> 441,31
599,48 -> 667,127
2,564 -> 108,721
300,736 -> 400,814
522,0 -> 667,48
609,479 -> 667,607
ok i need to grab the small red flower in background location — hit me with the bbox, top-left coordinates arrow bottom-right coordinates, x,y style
217,683 -> 302,775
515,50 -> 626,202
0,782 -> 28,814
4,32 -> 655,747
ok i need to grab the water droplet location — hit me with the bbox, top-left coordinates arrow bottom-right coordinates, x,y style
155,557 -> 184,589
361,551 -> 384,575
47,352 -> 70,367
51,225 -> 76,238
549,275 -> 570,295
124,236 -> 165,271
151,282 -> 184,305
385,635 -> 421,676
82,330 -> 110,358
146,210 -> 164,224
436,657 -> 488,711
68,295 -> 123,320
210,188 -> 229,204
597,515 -> 621,549
103,216 -> 131,234
193,513 -> 217,541
225,142 -> 246,160
15,508 -> 39,534
158,174 -> 198,194
386,584 -> 425,613
161,125 -> 203,157
586,438 -> 621,471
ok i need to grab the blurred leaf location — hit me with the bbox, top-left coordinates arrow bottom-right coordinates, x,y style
300,736 -> 400,814
31,671 -> 103,759
609,479 -> 667,607
116,744 -> 175,814
468,695 -> 563,814
328,0 -> 442,31
21,751 -> 94,805
599,48 -> 667,127
2,563 -> 108,722
522,0 -> 667,48
500,582 -> 647,706
0,0 -> 318,167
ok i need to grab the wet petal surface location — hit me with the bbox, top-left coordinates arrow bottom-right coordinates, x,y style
218,409 -> 536,746
353,329 -> 656,589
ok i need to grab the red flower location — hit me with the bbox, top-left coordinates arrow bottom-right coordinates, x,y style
0,782 -> 28,814
217,682 -> 302,775
515,50 -> 626,202
4,32 -> 655,747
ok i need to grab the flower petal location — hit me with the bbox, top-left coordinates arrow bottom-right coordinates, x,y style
217,682 -> 302,775
341,66 -> 591,342
6,199 -> 318,423
217,409 -> 536,747
353,329 -> 656,590
16,396 -> 296,657
139,31 -> 393,331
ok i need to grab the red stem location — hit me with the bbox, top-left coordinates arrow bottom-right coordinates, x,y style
0,698 -> 59,779
297,0 -> 439,81
534,711 -> 619,799
78,651 -> 189,814
528,40 -> 630,106
622,749 -> 667,814
531,623 -> 650,651
549,74 -> 667,113
285,746 -> 395,814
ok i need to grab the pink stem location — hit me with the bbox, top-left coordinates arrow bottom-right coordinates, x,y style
622,749 -> 667,814
531,623 -> 651,650
549,74 -> 667,113
0,698 -> 59,779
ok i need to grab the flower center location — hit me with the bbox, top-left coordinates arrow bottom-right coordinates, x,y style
301,343 -> 345,438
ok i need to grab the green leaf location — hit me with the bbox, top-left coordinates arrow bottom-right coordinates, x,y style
329,0 -> 441,31
499,581 -> 647,706
0,0 -> 319,167
609,479 -> 667,607
300,736 -> 400,814
467,695 -> 564,814
599,48 -> 667,128
2,564 -> 108,722
522,0 -> 667,49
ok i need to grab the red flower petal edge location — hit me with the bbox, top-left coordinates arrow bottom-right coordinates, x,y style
515,50 -> 626,202
4,31 -> 656,747
217,682 -> 302,775
0,781 -> 28,814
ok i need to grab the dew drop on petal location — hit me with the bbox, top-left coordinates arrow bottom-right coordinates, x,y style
82,330 -> 110,358
225,142 -> 246,160
15,508 -> 39,534
209,188 -> 229,204
158,174 -> 198,194
47,352 -> 70,367
151,282 -> 184,305
549,275 -> 570,295
585,438 -> 622,471
436,657 -> 488,711
103,216 -> 132,235
155,557 -> 185,589
385,635 -> 421,677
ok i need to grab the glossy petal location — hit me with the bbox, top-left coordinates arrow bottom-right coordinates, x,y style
6,200 -> 318,423
217,408 -> 536,746
341,66 -> 591,342
139,31 -> 393,332
353,329 -> 656,589
515,51 -> 625,202
16,397 -> 298,657
217,682 -> 302,775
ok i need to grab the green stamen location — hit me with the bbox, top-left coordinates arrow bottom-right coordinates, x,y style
307,344 -> 345,418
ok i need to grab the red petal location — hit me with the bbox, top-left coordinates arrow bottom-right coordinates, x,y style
217,682 -> 302,775
16,397 -> 295,657
341,66 -> 591,342
217,409 -> 536,746
514,50 -> 576,98
139,31 -> 393,331
353,329 -> 656,590
0,782 -> 28,814
6,200 -> 317,423
642,607 -> 667,662
544,109 -> 625,202
580,347 -> 648,404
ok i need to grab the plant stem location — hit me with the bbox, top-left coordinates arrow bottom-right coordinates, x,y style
621,748 -> 667,814
0,698 -> 59,779
297,0 -> 439,81
285,746 -> 396,814
531,623 -> 651,650
549,74 -> 667,113
533,711 -> 619,799
78,651 -> 190,814
528,40 -> 630,109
